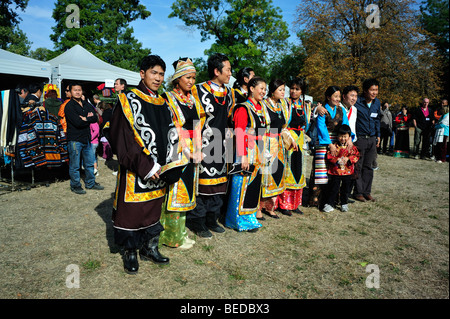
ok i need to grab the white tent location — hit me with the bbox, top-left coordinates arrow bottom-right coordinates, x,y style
0,48 -> 51,80
48,44 -> 141,88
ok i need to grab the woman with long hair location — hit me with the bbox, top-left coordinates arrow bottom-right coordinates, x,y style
224,77 -> 267,232
259,79 -> 291,219
309,86 -> 351,209
277,78 -> 309,215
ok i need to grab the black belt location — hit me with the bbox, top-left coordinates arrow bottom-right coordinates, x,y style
357,135 -> 374,139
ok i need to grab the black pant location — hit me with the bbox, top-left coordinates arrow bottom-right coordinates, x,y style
379,127 -> 391,153
187,194 -> 223,219
326,175 -> 351,206
354,136 -> 377,196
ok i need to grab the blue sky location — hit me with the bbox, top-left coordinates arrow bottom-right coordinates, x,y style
17,0 -> 300,76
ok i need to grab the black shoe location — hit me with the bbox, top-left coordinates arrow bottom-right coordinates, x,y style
293,208 -> 304,215
347,199 -> 355,204
71,186 -> 86,195
206,213 -> 225,233
139,235 -> 170,265
87,182 -> 104,190
279,209 -> 292,216
256,216 -> 266,221
186,218 -> 213,238
264,210 -> 280,219
247,228 -> 259,233
123,249 -> 139,274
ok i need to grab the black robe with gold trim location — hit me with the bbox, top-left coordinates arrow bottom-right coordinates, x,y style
191,82 -> 236,195
108,81 -> 187,246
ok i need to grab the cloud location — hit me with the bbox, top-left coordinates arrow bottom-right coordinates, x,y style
23,5 -> 53,20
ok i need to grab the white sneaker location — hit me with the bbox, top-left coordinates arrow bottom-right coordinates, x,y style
323,204 -> 335,213
341,204 -> 349,212
436,160 -> 442,163
176,241 -> 194,250
184,236 -> 196,245
112,171 -> 118,176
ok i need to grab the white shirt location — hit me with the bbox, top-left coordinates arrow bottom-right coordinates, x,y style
341,102 -> 358,142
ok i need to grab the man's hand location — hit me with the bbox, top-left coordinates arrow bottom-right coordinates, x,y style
328,143 -> 338,156
150,168 -> 161,180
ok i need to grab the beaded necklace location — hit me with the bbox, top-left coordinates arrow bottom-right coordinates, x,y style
247,99 -> 266,127
173,88 -> 194,109
267,98 -> 282,119
207,81 -> 227,106
292,99 -> 304,117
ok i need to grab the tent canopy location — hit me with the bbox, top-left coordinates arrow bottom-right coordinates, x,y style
0,48 -> 51,80
48,44 -> 141,86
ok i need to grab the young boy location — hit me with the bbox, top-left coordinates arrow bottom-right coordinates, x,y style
323,124 -> 360,212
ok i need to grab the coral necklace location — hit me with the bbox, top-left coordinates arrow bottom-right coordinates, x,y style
174,88 -> 194,109
207,81 -> 227,106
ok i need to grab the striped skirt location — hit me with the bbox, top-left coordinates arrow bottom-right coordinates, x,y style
314,146 -> 328,184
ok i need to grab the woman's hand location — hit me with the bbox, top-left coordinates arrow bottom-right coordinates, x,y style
241,155 -> 249,171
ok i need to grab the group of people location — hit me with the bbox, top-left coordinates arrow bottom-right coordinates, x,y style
102,53 -> 390,275
384,98 -> 449,163
15,52 -> 447,276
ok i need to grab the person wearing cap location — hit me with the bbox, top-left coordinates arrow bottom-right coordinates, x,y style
159,58 -> 205,249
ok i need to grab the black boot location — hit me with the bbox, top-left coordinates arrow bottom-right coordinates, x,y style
186,217 -> 212,238
123,249 -> 139,275
139,235 -> 170,265
206,212 -> 225,233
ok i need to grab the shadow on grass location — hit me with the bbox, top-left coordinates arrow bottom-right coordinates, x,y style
94,192 -> 120,254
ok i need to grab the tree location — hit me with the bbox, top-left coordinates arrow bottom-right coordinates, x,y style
29,47 -> 56,61
296,0 -> 443,109
269,43 -> 307,84
0,0 -> 32,55
51,0 -> 151,71
169,0 -> 290,75
420,0 -> 449,96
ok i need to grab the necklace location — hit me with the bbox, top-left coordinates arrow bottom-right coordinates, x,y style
267,98 -> 282,119
247,99 -> 266,127
173,88 -> 194,109
293,100 -> 304,117
207,81 -> 227,106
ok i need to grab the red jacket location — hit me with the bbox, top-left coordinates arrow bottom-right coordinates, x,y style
327,143 -> 360,176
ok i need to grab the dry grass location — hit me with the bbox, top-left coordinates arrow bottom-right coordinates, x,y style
0,145 -> 448,300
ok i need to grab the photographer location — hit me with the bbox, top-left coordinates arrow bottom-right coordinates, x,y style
21,83 -> 43,113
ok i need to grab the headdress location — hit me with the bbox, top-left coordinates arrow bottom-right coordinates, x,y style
171,58 -> 196,82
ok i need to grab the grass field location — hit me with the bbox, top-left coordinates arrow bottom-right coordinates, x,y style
0,145 -> 448,301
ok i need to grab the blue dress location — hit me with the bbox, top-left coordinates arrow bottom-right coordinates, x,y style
225,174 -> 262,231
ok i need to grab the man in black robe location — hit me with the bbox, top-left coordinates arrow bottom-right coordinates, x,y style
108,55 -> 187,274
187,53 -> 236,238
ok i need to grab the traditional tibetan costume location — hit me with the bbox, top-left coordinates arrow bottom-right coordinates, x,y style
108,81 -> 187,249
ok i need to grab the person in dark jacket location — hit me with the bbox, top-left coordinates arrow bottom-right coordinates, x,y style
412,98 -> 434,159
65,82 -> 104,194
353,78 -> 381,203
